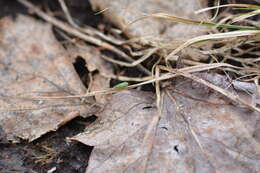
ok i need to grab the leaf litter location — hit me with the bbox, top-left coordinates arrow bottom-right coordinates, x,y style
0,15 -> 97,142
0,0 -> 260,172
89,0 -> 210,44
72,82 -> 260,173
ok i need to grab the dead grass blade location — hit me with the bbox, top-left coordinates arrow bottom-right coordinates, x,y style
165,30 -> 260,61
101,48 -> 159,67
232,9 -> 260,23
195,4 -> 260,14
147,13 -> 260,30
29,63 -> 244,100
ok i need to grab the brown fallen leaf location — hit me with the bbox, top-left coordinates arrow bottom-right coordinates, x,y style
89,73 -> 111,104
72,81 -> 260,173
0,15 -> 96,142
65,42 -> 113,104
90,0 -> 210,44
66,42 -> 114,76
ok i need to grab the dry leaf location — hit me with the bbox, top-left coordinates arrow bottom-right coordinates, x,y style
65,43 -> 113,103
0,15 -> 95,142
90,73 -> 110,104
72,81 -> 260,173
66,42 -> 113,76
90,0 -> 210,43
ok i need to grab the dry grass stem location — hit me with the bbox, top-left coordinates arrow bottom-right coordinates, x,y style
101,48 -> 159,67
18,0 -> 150,75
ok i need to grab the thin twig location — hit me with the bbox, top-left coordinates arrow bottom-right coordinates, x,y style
58,0 -> 77,27
58,0 -> 124,45
140,66 -> 162,172
101,48 -> 159,67
30,63 -> 240,100
17,0 -> 150,75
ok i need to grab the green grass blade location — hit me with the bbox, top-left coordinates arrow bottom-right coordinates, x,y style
149,13 -> 260,30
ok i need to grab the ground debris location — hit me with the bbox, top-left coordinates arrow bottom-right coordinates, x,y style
90,0 -> 210,44
0,15 -> 95,142
72,82 -> 260,173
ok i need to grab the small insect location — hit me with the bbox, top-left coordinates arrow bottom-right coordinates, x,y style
112,82 -> 129,89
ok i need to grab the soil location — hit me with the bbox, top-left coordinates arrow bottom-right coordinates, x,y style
1,117 -> 95,173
